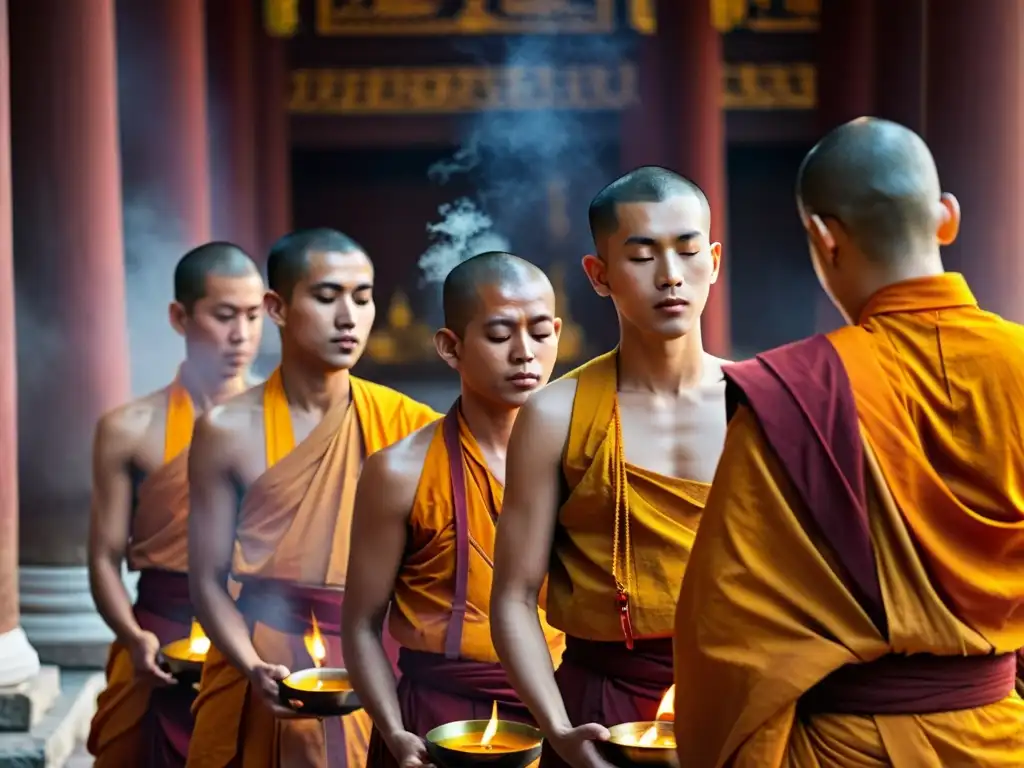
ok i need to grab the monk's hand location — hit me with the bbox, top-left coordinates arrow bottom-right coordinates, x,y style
547,723 -> 614,768
247,662 -> 300,718
385,730 -> 434,768
129,630 -> 176,687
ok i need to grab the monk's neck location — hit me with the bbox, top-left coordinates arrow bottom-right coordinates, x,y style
178,360 -> 249,412
279,359 -> 352,414
616,326 -> 706,394
458,390 -> 517,458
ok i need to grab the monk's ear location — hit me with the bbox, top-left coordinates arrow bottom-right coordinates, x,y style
433,328 -> 461,371
936,193 -> 961,246
552,316 -> 563,340
708,242 -> 722,284
168,302 -> 188,337
808,214 -> 838,266
264,291 -> 287,328
581,253 -> 611,298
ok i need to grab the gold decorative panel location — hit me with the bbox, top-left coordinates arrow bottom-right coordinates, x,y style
711,0 -> 819,33
289,63 -> 639,114
264,0 -> 300,36
288,63 -> 815,114
722,63 -> 815,110
316,0 -> 616,35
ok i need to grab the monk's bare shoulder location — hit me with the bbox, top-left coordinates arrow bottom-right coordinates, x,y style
513,376 -> 578,458
361,422 -> 437,520
700,353 -> 730,403
94,386 -> 169,466
193,384 -> 265,461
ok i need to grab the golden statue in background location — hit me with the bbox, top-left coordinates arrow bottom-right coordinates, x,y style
366,289 -> 435,364
549,263 -> 583,362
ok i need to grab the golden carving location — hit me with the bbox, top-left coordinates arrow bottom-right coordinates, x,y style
722,63 -> 815,109
547,179 -> 571,241
628,0 -> 656,34
549,263 -> 583,361
289,63 -> 639,114
316,0 -> 615,35
264,0 -> 300,36
288,62 -> 814,115
712,0 -> 818,33
366,290 -> 435,364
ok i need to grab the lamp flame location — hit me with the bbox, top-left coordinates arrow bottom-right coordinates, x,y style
188,620 -> 210,657
480,700 -> 499,748
637,685 -> 675,746
304,612 -> 326,669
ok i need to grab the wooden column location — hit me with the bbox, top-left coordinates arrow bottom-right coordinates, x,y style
207,0 -> 259,256
927,1 -> 1024,321
10,0 -> 131,665
814,0 -> 876,332
662,0 -> 729,356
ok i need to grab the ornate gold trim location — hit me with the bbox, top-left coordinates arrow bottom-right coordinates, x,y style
264,0 -> 300,37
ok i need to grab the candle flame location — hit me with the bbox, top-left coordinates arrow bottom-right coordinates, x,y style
480,700 -> 499,747
304,612 -> 326,669
188,620 -> 210,656
636,686 -> 675,746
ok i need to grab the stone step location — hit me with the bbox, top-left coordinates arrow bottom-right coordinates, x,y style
0,670 -> 103,768
0,667 -> 60,732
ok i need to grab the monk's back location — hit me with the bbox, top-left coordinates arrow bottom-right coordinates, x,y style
858,302 -> 1024,521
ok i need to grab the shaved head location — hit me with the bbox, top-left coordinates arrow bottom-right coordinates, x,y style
797,117 -> 942,262
174,241 -> 260,313
588,166 -> 710,248
267,227 -> 364,299
443,251 -> 551,335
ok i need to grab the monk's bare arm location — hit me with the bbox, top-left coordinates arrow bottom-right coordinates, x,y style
188,412 -> 261,672
491,381 -> 575,737
343,433 -> 425,750
87,410 -> 145,646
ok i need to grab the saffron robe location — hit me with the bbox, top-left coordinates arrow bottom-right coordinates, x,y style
367,405 -> 565,768
89,380 -> 197,768
674,274 -> 1024,767
188,370 -> 439,768
541,351 -> 709,768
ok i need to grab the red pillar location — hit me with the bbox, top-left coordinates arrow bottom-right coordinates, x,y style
814,0 -> 876,332
662,0 -> 729,356
206,0 -> 259,256
0,0 -> 39,686
254,31 -> 293,261
927,1 -> 1024,322
117,0 -> 211,250
10,0 -> 131,665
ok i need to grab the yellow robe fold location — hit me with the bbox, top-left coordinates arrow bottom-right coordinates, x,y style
188,370 -> 439,768
89,380 -> 195,767
390,412 -> 564,664
674,274 -> 1024,767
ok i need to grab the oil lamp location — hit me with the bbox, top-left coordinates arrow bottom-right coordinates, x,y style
278,611 -> 362,717
602,685 -> 678,767
426,700 -> 544,768
160,620 -> 210,686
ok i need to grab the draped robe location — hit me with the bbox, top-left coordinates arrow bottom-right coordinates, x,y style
367,405 -> 565,768
674,274 -> 1024,767
540,352 -> 710,768
187,370 -> 439,768
89,380 -> 197,768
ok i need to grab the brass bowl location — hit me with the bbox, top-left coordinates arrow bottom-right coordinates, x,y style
159,638 -> 206,687
425,719 -> 543,768
277,667 -> 362,717
600,722 -> 678,768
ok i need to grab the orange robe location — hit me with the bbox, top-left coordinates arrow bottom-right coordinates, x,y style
188,369 -> 439,768
541,351 -> 709,767
367,403 -> 565,767
674,273 -> 1024,767
89,380 -> 197,768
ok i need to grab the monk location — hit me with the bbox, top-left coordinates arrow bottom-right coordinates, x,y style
186,228 -> 441,768
87,242 -> 265,767
343,252 -> 567,768
490,166 -> 729,768
673,117 -> 1024,767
